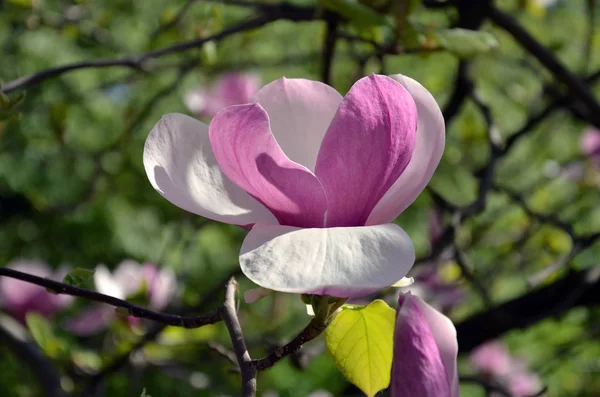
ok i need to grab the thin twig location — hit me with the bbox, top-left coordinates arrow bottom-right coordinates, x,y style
0,267 -> 221,328
251,317 -> 329,371
219,278 -> 256,397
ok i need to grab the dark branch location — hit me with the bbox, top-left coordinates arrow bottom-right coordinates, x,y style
0,267 -> 221,328
251,316 -> 329,371
486,4 -> 600,128
456,266 -> 600,352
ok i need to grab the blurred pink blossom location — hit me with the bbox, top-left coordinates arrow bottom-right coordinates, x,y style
580,127 -> 600,169
184,72 -> 261,118
471,341 -> 543,397
0,260 -> 72,323
68,260 -> 176,335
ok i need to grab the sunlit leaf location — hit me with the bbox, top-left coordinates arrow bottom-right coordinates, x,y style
325,300 -> 395,397
63,268 -> 95,289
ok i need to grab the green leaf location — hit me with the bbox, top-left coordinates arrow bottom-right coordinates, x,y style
325,300 -> 395,397
318,0 -> 391,28
63,268 -> 95,289
432,28 -> 498,58
25,313 -> 54,351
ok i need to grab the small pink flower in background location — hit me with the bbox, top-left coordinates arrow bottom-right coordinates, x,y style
144,73 -> 445,297
390,292 -> 459,397
69,260 -> 176,335
0,260 -> 72,323
471,341 -> 543,397
184,72 -> 261,118
579,127 -> 600,169
470,341 -> 512,378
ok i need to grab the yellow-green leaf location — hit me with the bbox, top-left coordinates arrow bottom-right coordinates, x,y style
325,300 -> 395,397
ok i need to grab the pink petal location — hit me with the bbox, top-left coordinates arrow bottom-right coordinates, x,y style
0,260 -> 72,322
367,74 -> 445,225
580,127 -> 600,168
252,77 -> 343,171
391,292 -> 458,397
470,341 -> 513,377
144,113 -> 278,226
140,263 -> 177,310
217,72 -> 261,107
184,88 -> 225,118
315,74 -> 417,227
240,223 -> 414,297
67,305 -> 114,335
209,104 -> 327,227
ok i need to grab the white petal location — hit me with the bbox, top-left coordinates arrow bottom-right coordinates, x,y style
240,224 -> 415,298
367,74 -> 445,225
252,78 -> 343,171
94,265 -> 125,300
143,113 -> 278,226
113,260 -> 143,297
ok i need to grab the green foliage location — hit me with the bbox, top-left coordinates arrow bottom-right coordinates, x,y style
431,28 -> 499,59
62,268 -> 95,289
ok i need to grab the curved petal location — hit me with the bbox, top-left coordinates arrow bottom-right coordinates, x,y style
367,74 -> 445,225
209,104 -> 327,228
144,113 -> 278,226
391,292 -> 458,397
239,223 -> 415,297
315,74 -> 417,227
94,265 -> 125,300
252,78 -> 343,171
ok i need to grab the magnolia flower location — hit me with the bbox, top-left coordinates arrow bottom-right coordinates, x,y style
580,127 -> 600,169
390,292 -> 459,397
470,341 -> 513,378
471,341 -> 543,397
144,73 -> 445,297
69,260 -> 176,335
0,260 -> 72,323
185,72 -> 261,118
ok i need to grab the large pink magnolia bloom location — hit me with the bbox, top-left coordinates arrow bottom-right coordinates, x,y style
69,260 -> 176,335
390,292 -> 459,397
470,341 -> 513,378
144,73 -> 445,297
184,72 -> 261,118
0,260 -> 72,323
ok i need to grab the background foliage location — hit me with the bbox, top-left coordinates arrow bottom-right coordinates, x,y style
1,0 -> 599,396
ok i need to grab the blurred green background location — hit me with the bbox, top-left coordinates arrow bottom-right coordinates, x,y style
1,0 -> 600,396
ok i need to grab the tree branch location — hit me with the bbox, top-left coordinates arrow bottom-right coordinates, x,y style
0,267 -> 221,328
251,316 -> 329,371
219,278 -> 256,397
456,266 -> 600,352
486,4 -> 600,128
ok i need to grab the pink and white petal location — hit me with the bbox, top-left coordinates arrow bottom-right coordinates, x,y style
184,88 -> 223,118
209,104 -> 327,228
217,72 -> 261,107
239,223 -> 415,297
244,287 -> 273,304
315,74 -> 417,227
113,260 -> 143,297
412,294 -> 459,397
144,113 -> 278,226
367,74 -> 445,225
94,265 -> 125,300
141,263 -> 177,310
67,305 -> 114,336
391,292 -> 456,397
0,261 -> 52,308
252,78 -> 343,171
